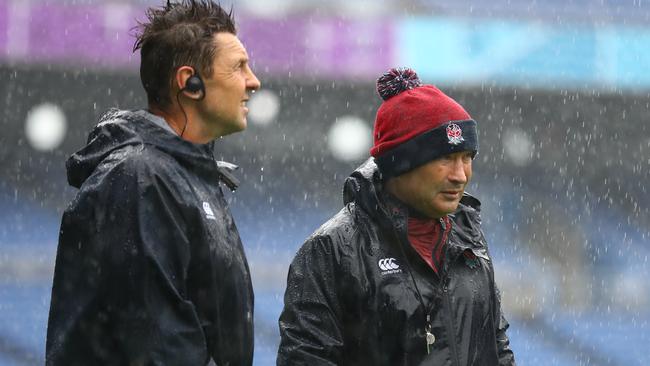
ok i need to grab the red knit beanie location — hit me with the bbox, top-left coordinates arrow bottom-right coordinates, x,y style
371,67 -> 478,178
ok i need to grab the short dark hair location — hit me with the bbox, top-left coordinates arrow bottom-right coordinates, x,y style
133,0 -> 236,108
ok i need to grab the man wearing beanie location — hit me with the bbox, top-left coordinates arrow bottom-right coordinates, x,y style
277,68 -> 516,365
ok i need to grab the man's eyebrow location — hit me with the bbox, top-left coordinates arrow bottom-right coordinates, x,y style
233,52 -> 248,62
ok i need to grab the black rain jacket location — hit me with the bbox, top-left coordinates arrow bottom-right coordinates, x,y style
46,109 -> 254,366
278,159 -> 515,365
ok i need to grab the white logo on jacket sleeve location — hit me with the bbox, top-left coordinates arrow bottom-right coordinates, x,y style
202,202 -> 216,220
378,258 -> 402,275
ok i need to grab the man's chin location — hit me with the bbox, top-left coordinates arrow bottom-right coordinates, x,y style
236,117 -> 247,131
433,200 -> 462,217
223,120 -> 247,136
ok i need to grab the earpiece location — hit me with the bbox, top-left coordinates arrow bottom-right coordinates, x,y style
185,75 -> 203,93
182,71 -> 205,99
177,68 -> 205,138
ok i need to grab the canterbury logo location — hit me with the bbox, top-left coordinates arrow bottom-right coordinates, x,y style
378,258 -> 400,271
202,202 -> 216,220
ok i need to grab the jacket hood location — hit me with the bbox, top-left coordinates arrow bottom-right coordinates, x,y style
343,158 -> 395,226
66,108 -> 239,190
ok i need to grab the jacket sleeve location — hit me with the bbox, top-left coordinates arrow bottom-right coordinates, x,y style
47,158 -> 206,365
494,286 -> 516,365
277,236 -> 345,366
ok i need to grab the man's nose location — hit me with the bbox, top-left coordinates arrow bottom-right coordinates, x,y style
448,160 -> 468,185
246,68 -> 261,91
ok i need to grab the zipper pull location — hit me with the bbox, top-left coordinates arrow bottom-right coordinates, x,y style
425,315 -> 435,354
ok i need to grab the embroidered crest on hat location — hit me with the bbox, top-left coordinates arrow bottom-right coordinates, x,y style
446,123 -> 464,145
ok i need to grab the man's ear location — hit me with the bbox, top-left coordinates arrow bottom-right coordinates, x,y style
175,66 -> 203,100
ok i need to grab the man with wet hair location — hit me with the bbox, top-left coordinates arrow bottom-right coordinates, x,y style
46,1 -> 260,365
278,68 -> 515,365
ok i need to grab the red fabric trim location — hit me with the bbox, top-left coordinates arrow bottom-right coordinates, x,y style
407,216 -> 451,274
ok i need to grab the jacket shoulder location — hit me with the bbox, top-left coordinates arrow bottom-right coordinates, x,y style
73,146 -> 183,210
105,145 -> 177,180
308,207 -> 357,247
295,206 -> 372,264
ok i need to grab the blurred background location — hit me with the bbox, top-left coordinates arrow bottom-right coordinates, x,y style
1,0 -> 649,365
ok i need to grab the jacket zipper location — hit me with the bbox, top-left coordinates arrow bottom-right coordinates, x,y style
422,217 -> 447,338
397,215 -> 459,358
443,282 -> 461,366
437,218 -> 460,365
391,215 -> 437,356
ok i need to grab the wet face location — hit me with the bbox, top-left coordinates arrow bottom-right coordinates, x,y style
198,32 -> 260,137
386,151 -> 474,219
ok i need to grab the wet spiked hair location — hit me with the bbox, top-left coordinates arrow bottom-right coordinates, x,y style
133,0 -> 236,109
